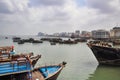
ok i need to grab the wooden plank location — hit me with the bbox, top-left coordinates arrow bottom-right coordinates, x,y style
32,70 -> 45,80
0,70 -> 30,76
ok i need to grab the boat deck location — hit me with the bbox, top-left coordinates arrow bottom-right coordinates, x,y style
32,70 -> 45,80
39,66 -> 60,78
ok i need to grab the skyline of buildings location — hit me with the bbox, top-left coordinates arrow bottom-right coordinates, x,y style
38,27 -> 120,39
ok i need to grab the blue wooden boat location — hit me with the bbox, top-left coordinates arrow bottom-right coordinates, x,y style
0,59 -> 32,77
0,54 -> 41,78
0,61 -> 67,80
36,61 -> 67,80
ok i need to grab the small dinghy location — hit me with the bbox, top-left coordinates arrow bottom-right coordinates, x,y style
32,61 -> 67,80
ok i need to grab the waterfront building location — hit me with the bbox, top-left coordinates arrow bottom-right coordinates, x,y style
75,30 -> 80,35
67,33 -> 73,37
53,33 -> 60,37
59,32 -> 68,37
91,29 -> 110,40
53,32 -> 73,37
72,30 -> 80,38
38,32 -> 46,36
81,31 -> 92,38
110,27 -> 120,38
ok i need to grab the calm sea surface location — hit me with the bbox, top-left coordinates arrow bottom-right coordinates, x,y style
0,35 -> 120,80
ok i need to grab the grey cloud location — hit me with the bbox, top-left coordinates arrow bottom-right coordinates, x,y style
1,0 -> 120,35
0,0 -> 29,14
86,0 -> 116,14
0,1 -> 14,14
29,0 -> 65,7
42,10 -> 70,22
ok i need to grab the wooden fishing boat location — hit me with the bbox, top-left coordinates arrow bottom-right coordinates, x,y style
0,61 -> 67,80
87,40 -> 120,66
18,40 -> 25,44
32,40 -> 43,43
0,58 -> 32,77
12,37 -> 21,42
50,42 -> 56,45
36,61 -> 67,80
59,39 -> 77,44
0,46 -> 41,63
0,52 -> 41,64
0,54 -> 41,75
0,54 -> 41,67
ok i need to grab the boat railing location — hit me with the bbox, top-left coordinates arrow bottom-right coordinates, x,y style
87,40 -> 112,47
0,54 -> 10,60
0,58 -> 31,76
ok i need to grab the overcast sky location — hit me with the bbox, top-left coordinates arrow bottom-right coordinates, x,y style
0,0 -> 120,35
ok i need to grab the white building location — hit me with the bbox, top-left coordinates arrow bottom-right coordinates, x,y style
81,31 -> 91,38
110,27 -> 120,38
92,29 -> 110,39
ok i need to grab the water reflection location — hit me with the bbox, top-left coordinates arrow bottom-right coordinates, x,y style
87,65 -> 120,80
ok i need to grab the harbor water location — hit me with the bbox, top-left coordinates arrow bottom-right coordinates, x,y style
0,35 -> 120,80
